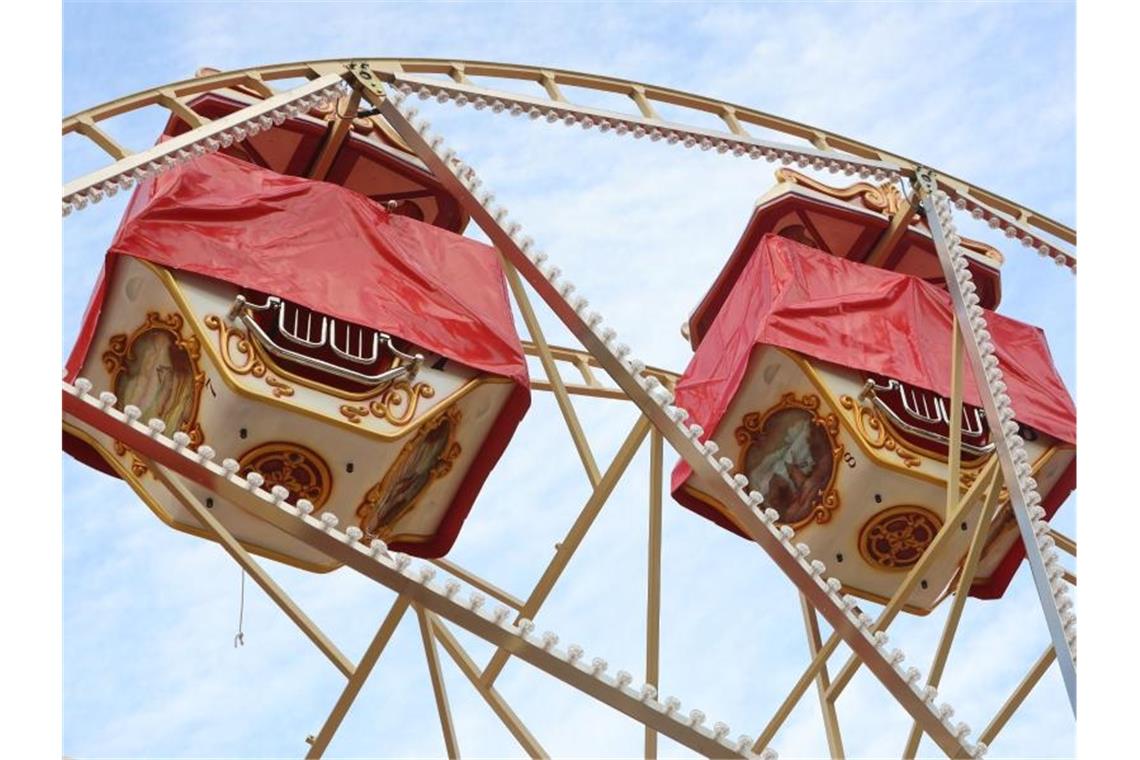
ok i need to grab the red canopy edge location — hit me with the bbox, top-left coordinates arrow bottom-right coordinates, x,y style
66,151 -> 529,392
671,234 -> 1074,453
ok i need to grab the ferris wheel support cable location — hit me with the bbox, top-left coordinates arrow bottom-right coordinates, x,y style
137,441 -> 358,679
61,383 -> 767,760
61,58 -> 1075,256
344,62 -> 980,758
150,456 -> 417,753
918,169 -> 1076,712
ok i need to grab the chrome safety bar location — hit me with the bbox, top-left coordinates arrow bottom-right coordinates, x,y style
858,379 -> 997,458
227,294 -> 424,387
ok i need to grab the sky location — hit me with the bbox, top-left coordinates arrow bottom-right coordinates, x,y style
61,2 -> 1077,759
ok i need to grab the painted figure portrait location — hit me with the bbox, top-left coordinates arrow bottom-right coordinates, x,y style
113,329 -> 197,433
740,407 -> 835,525
359,411 -> 460,538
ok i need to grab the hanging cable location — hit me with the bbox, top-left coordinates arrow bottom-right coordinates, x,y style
234,569 -> 246,648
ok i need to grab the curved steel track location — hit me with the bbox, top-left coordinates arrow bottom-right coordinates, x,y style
62,57 -> 1075,250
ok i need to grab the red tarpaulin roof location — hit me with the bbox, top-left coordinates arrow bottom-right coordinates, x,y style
670,234 -> 1075,600
672,234 -> 1074,450
66,151 -> 528,389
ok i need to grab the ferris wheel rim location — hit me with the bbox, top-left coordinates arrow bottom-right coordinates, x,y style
61,56 -> 1075,248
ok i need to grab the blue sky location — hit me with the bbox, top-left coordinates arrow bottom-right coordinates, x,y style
62,2 -> 1076,758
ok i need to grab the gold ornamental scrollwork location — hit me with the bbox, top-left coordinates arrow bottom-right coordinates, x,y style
734,392 -> 843,528
774,168 -> 904,215
237,441 -> 333,509
859,505 -> 943,571
103,311 -> 207,476
772,168 -> 1003,265
339,381 -> 436,425
203,314 -> 294,398
839,395 -> 923,469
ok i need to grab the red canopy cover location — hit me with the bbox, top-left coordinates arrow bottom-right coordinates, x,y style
670,234 -> 1075,599
66,151 -> 528,389
64,152 -> 530,558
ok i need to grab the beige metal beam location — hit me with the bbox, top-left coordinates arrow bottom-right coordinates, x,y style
61,58 -> 1075,250
157,89 -> 210,128
416,605 -> 461,759
540,71 -> 566,102
523,341 -> 677,385
524,340 -> 677,401
156,89 -> 260,166
754,630 -> 842,751
920,182 -> 1076,710
430,614 -> 549,758
65,391 -> 749,759
945,322 -> 966,508
902,466 -> 1006,757
448,63 -> 471,84
629,85 -> 659,119
382,66 -> 1076,256
429,557 -> 525,610
64,73 -> 346,200
503,259 -> 602,487
1050,529 -> 1076,557
305,597 -> 412,758
529,377 -> 632,400
148,462 -> 356,679
864,191 -> 919,269
481,415 -> 652,686
644,430 -> 664,759
242,71 -> 276,98
977,646 -> 1057,749
719,106 -> 748,137
308,88 -> 362,180
74,115 -> 130,160
750,460 -> 1001,749
801,595 -> 845,759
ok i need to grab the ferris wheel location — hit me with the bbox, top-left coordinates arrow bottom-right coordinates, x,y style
60,58 -> 1077,759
